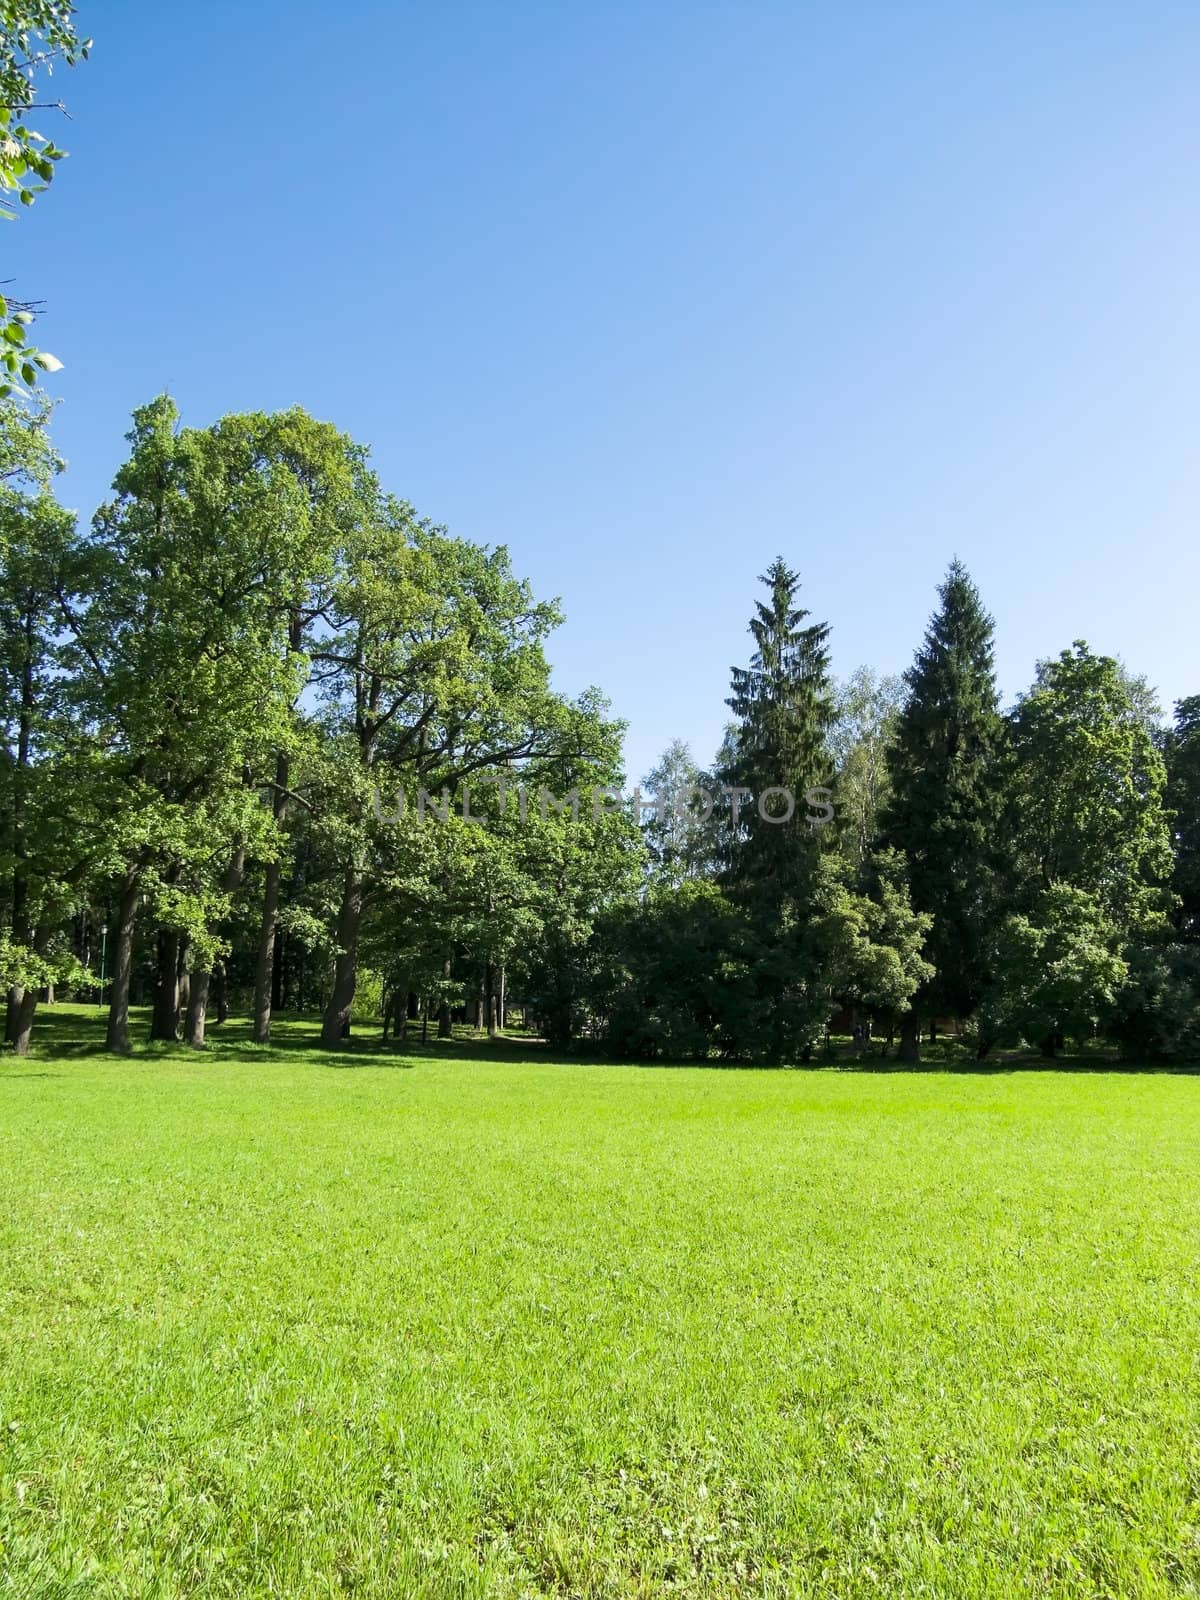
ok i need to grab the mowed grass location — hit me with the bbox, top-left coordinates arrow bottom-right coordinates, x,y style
2,1011 -> 1199,1598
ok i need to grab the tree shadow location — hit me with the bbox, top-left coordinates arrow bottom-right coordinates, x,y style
20,1006 -> 1200,1076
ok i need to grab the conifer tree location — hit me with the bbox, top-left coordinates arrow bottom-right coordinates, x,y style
881,560 -> 1003,1052
718,557 -> 833,898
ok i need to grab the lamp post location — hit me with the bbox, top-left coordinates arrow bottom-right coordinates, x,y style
98,923 -> 108,1009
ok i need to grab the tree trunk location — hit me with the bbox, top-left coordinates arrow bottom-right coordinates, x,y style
437,954 -> 453,1039
897,1012 -> 920,1063
106,871 -> 141,1054
273,924 -> 286,1012
5,986 -> 25,1044
253,857 -> 283,1045
150,928 -> 181,1041
176,937 -> 190,1021
382,988 -> 406,1042
214,964 -> 229,1024
386,988 -> 406,1041
4,923 -> 56,1056
253,606 -> 301,1041
486,958 -> 498,1038
187,846 -> 245,1049
253,750 -> 291,1044
8,983 -> 37,1057
184,969 -> 211,1048
320,866 -> 365,1047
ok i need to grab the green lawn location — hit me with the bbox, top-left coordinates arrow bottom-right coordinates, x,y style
2,1011 -> 1199,1597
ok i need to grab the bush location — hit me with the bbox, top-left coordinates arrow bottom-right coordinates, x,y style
1112,943 -> 1200,1062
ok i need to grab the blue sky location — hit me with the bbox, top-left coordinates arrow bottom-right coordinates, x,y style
13,2 -> 1200,780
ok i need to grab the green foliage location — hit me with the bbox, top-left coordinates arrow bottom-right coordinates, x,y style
1112,941 -> 1200,1063
828,666 -> 902,869
698,561 -> 935,1060
588,879 -> 758,1059
881,560 -> 1004,1020
50,397 -> 355,1045
852,847 -> 935,1023
719,556 -> 833,898
353,963 -> 384,1019
0,389 -> 59,495
639,738 -> 715,887
1004,642 -> 1173,933
0,0 -> 89,392
0,381 -> 1196,1065
982,644 -> 1176,1056
1164,695 -> 1200,939
980,884 -> 1128,1050
0,924 -> 80,988
514,786 -> 644,1048
585,857 -> 931,1064
0,394 -> 82,1030
308,498 -> 612,1043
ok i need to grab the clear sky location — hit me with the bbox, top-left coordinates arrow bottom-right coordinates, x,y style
14,2 -> 1200,780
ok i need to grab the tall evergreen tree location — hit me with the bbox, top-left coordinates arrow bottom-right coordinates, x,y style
881,560 -> 1003,1051
718,557 -> 832,897
715,560 -> 904,1064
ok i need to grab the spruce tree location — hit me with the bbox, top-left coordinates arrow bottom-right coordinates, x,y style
714,560 -> 838,1061
719,557 -> 833,897
881,560 -> 1003,1048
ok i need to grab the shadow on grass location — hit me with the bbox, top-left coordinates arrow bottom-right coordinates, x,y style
16,1005 -> 554,1069
10,1005 -> 1199,1076
328,1036 -> 1200,1076
829,1055 -> 1200,1078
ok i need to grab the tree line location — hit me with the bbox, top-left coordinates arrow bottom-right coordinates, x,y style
5,5 -> 1196,1066
613,557 -> 1197,1064
1,394 -> 1197,1062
